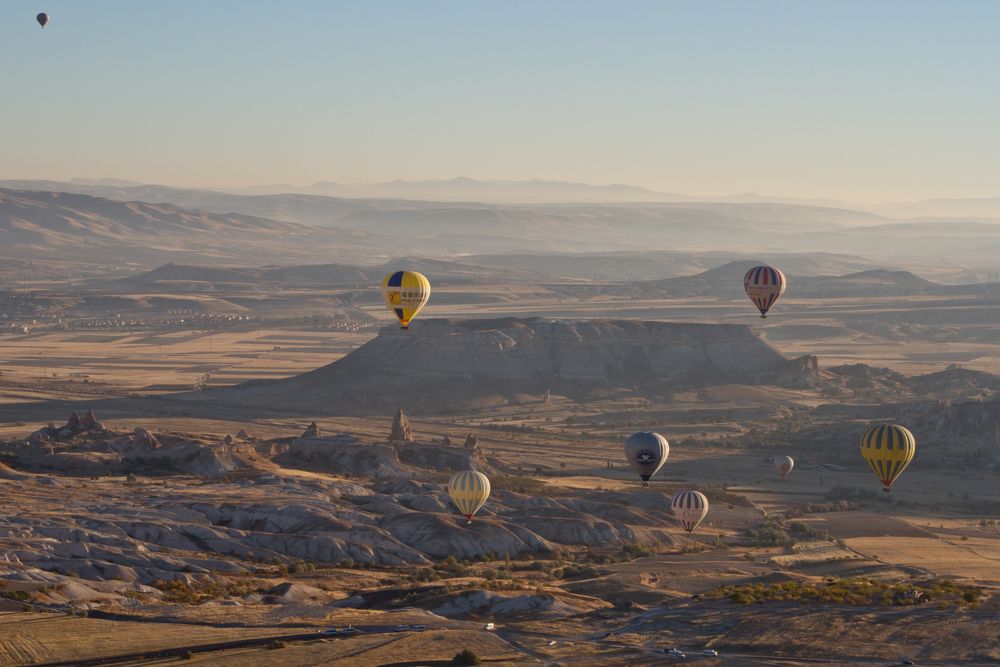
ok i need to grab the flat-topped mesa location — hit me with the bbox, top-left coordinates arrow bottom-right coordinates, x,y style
224,317 -> 809,414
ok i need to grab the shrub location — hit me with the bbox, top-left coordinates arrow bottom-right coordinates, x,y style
743,519 -> 793,547
452,649 -> 481,665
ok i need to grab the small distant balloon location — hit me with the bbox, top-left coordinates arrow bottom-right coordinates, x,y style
37,12 -> 49,28
774,455 -> 794,480
744,265 -> 786,318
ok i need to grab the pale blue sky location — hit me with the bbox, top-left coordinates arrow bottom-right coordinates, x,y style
2,1 -> 999,200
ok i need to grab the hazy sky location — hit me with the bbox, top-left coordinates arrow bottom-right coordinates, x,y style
3,1 -> 1000,201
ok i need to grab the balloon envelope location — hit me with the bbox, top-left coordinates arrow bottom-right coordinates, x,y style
671,490 -> 709,533
744,265 -> 786,318
36,12 -> 49,27
448,470 -> 491,523
381,271 -> 430,329
860,424 -> 915,491
624,431 -> 669,484
774,455 -> 794,479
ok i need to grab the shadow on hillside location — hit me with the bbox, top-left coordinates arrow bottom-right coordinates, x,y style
0,393 -> 314,426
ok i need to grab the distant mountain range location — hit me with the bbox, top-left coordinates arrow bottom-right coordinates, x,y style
0,188 -> 381,267
3,180 -> 1000,281
9,176 -> 1000,216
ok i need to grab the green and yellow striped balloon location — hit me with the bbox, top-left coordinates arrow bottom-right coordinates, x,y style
381,270 -> 431,329
448,470 -> 491,524
860,424 -> 915,492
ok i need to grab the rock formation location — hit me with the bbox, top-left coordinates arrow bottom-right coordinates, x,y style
300,422 -> 320,439
221,318 -> 809,413
463,434 -> 479,451
27,411 -> 109,442
81,410 -> 104,431
389,409 -> 413,443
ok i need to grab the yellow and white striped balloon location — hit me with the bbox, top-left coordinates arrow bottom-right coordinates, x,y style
381,270 -> 431,329
860,424 -> 915,491
448,470 -> 491,524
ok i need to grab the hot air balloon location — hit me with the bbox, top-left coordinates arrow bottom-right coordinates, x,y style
744,265 -> 786,318
381,270 -> 430,330
36,12 -> 49,28
860,424 -> 915,492
448,470 -> 490,524
624,431 -> 669,486
671,490 -> 709,534
774,455 -> 794,480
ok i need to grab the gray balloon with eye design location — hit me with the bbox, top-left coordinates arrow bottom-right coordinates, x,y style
623,431 -> 669,486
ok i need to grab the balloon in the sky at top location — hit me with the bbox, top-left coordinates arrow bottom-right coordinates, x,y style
743,265 -> 786,318
448,470 -> 491,524
671,490 -> 709,534
624,431 -> 669,486
860,424 -> 915,492
381,271 -> 431,330
36,12 -> 49,28
774,454 -> 794,480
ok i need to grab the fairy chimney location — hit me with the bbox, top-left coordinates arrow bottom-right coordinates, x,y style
389,409 -> 413,443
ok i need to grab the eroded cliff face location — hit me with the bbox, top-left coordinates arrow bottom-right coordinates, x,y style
225,318 -> 801,413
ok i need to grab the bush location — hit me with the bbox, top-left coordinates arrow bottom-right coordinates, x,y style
743,519 -> 793,547
452,649 -> 481,666
0,590 -> 32,602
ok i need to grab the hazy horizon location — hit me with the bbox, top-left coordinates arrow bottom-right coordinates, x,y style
5,1 -> 1000,201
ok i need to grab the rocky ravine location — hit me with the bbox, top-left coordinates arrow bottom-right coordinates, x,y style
0,415 -> 682,608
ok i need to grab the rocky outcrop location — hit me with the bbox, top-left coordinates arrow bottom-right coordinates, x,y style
81,411 -> 104,431
301,422 -> 320,439
463,434 -> 479,452
397,444 -> 480,472
27,411 -> 110,442
389,409 -> 413,442
275,438 -> 407,477
9,426 -> 268,477
432,590 -> 595,619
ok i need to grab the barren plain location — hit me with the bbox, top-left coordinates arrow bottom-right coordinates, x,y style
1,263 -> 998,666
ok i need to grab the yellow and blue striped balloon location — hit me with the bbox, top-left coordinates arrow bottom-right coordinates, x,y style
860,424 -> 915,492
381,270 -> 431,329
448,470 -> 491,523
